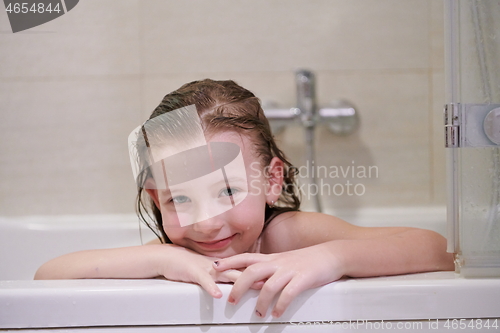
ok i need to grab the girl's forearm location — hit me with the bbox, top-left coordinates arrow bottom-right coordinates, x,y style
327,228 -> 454,278
34,244 -> 171,280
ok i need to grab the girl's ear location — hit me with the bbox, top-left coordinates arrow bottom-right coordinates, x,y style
144,178 -> 160,209
266,157 -> 284,205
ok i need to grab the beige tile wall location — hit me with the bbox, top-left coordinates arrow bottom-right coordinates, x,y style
0,0 -> 446,216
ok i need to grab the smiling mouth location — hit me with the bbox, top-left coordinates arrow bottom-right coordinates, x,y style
195,234 -> 236,250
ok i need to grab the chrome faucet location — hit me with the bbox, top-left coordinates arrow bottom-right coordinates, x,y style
264,69 -> 359,212
264,69 -> 358,135
296,70 -> 317,128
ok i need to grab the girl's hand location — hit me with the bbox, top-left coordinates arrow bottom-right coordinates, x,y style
158,245 -> 242,298
212,243 -> 344,318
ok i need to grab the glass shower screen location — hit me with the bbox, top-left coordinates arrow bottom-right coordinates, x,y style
445,0 -> 500,277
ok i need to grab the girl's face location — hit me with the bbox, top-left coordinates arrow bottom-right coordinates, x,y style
149,132 -> 281,258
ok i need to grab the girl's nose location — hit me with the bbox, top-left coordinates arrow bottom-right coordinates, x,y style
191,214 -> 225,234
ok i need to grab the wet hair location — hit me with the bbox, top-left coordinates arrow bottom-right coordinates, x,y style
136,79 -> 301,243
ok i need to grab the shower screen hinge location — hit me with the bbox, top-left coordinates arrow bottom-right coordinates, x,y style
444,103 -> 500,148
444,103 -> 460,148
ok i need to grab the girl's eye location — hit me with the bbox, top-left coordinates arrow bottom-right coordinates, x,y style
171,195 -> 191,204
220,187 -> 238,197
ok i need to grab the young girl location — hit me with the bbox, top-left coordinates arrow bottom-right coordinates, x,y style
35,79 -> 454,319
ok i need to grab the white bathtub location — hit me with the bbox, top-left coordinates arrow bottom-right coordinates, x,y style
1,207 -> 500,332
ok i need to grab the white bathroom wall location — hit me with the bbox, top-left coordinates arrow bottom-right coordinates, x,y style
0,0 -> 445,216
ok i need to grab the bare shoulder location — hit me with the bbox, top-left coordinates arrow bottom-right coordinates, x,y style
260,211 -> 411,253
260,211 -> 355,253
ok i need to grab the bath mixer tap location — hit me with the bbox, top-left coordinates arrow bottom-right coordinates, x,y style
264,69 -> 358,136
263,69 -> 359,212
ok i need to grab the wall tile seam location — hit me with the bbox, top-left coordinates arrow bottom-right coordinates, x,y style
0,74 -> 144,83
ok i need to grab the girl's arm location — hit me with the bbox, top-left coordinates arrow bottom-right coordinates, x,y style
323,227 -> 453,277
34,244 -> 171,280
214,211 -> 454,318
262,211 -> 454,274
34,244 -> 240,298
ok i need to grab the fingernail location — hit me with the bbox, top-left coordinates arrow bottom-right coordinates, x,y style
227,296 -> 235,304
255,310 -> 263,317
213,260 -> 219,266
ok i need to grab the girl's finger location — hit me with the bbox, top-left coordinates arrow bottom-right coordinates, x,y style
228,263 -> 275,305
216,269 -> 241,283
216,269 -> 263,289
213,253 -> 269,271
254,272 -> 292,318
271,276 -> 309,318
195,271 -> 223,299
250,280 -> 265,290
